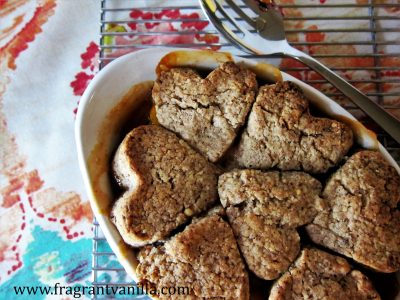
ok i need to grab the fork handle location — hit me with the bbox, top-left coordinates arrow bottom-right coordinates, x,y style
287,49 -> 400,144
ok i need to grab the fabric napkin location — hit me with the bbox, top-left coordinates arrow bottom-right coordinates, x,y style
1,0 -> 98,297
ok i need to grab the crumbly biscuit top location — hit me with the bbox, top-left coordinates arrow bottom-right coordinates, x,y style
233,81 -> 353,173
307,150 -> 400,272
153,62 -> 257,162
219,170 -> 324,227
137,215 -> 249,300
111,125 -> 221,246
219,169 -> 324,280
269,248 -> 381,300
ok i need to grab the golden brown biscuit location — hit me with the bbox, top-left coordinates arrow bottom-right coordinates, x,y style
219,169 -> 324,280
232,81 -> 353,173
153,62 -> 257,162
137,215 -> 249,299
269,248 -> 380,300
111,125 -> 221,247
307,150 -> 400,273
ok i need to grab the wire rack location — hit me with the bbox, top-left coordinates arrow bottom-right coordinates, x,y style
93,0 -> 400,299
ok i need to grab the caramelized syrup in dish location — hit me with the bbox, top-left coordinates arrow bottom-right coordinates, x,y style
156,50 -> 233,76
245,62 -> 283,83
333,114 -> 379,149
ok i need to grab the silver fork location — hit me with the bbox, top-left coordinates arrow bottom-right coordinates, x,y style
200,0 -> 400,144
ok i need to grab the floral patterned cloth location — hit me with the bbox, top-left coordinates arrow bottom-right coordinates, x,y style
0,0 -> 399,299
1,0 -> 98,298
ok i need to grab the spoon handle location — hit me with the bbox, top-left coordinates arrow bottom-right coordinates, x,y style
286,47 -> 400,144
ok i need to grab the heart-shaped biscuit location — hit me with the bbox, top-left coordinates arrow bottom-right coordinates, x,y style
306,150 -> 400,272
152,61 -> 258,162
218,169 -> 324,280
110,125 -> 221,247
269,248 -> 380,300
137,215 -> 250,299
232,81 -> 353,173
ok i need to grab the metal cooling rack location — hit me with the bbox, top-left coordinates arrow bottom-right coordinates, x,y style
93,0 -> 400,299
